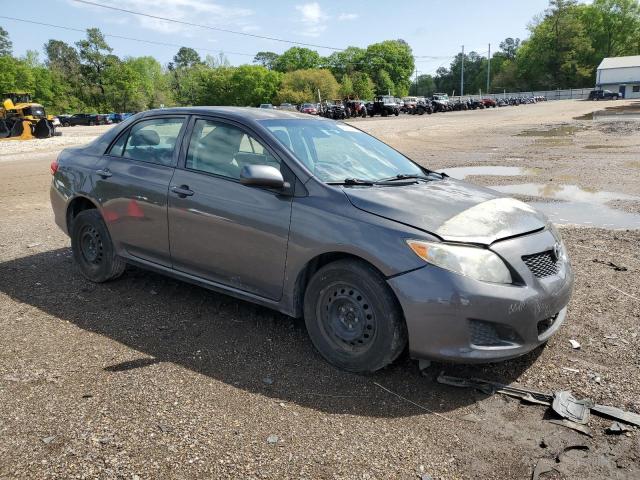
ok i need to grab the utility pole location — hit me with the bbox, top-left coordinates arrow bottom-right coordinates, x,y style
460,45 -> 465,97
487,43 -> 491,94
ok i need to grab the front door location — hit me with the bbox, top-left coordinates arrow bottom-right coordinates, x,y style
619,85 -> 626,99
95,116 -> 186,267
168,118 -> 293,300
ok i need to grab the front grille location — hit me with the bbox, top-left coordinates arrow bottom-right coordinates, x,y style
522,250 -> 559,278
537,313 -> 560,337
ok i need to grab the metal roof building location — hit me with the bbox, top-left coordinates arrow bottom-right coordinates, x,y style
596,55 -> 640,99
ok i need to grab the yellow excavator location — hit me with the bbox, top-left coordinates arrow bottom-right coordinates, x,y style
0,92 -> 58,140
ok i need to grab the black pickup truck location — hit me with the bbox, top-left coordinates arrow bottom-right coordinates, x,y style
588,89 -> 619,100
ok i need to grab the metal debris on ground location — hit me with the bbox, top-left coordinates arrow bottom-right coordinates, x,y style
592,404 -> 640,427
436,374 -> 552,405
552,391 -> 592,424
555,444 -> 589,463
437,373 -> 640,428
548,419 -> 593,437
606,422 -> 630,434
569,339 -> 581,349
592,259 -> 628,271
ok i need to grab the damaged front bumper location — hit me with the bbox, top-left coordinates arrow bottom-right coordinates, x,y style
388,228 -> 573,363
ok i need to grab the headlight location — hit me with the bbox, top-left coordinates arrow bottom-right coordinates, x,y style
406,240 -> 512,284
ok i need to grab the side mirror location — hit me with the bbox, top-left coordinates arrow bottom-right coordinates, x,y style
239,164 -> 287,189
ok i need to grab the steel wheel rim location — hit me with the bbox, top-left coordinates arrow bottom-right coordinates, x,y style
80,225 -> 103,265
319,283 -> 376,353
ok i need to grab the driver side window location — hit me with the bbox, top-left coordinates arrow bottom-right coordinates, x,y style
186,119 -> 280,179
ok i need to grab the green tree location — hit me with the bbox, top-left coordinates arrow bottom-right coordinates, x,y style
276,69 -> 339,103
227,65 -> 282,105
75,28 -> 114,105
409,74 -> 435,96
582,0 -> 640,59
339,74 -> 354,97
350,72 -> 375,99
0,26 -> 12,56
517,0 -> 594,89
364,40 -> 415,96
325,46 -> 366,77
254,51 -> 279,70
499,38 -> 521,60
172,47 -> 202,69
273,47 -> 321,72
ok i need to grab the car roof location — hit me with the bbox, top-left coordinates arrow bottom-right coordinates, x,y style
138,106 -> 315,121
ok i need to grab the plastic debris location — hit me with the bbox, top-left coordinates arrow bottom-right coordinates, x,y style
436,373 -> 552,405
592,404 -> 640,427
552,391 -> 593,424
606,422 -> 630,434
569,339 -> 581,349
548,419 -> 593,437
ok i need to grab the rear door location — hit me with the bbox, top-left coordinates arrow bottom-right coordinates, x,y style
94,116 -> 187,267
167,116 -> 293,300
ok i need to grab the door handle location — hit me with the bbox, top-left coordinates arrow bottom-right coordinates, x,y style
171,185 -> 194,198
96,168 -> 112,178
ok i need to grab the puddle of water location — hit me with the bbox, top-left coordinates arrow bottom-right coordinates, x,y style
528,202 -> 640,229
490,183 -> 639,203
438,166 -> 537,180
583,144 -> 624,149
574,102 -> 640,121
518,125 -> 582,137
490,183 -> 640,229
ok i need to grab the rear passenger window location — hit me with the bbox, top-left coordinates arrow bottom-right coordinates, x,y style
186,119 -> 280,179
120,118 -> 184,166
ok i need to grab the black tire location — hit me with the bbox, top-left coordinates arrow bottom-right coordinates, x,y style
303,259 -> 407,373
62,122 -> 70,127
71,209 -> 126,283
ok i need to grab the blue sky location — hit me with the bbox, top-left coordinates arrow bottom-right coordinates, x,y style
4,0 -> 553,74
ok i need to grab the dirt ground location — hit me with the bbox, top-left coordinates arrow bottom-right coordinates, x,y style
0,100 -> 638,479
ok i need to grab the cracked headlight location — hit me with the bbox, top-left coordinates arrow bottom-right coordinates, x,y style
407,239 -> 512,284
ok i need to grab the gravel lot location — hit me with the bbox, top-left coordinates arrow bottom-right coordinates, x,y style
0,100 -> 639,479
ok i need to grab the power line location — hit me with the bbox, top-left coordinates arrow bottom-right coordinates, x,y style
71,0 -> 457,60
72,0 -> 346,51
0,15 -> 255,58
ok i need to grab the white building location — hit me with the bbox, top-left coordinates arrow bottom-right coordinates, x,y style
596,55 -> 640,99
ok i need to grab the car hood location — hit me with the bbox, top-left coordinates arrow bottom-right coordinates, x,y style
343,178 -> 548,245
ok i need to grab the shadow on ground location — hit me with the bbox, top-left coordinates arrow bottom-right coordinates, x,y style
0,247 -> 544,418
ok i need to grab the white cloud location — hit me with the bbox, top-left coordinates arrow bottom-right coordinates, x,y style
295,2 -> 329,37
72,0 -> 257,35
338,13 -> 358,21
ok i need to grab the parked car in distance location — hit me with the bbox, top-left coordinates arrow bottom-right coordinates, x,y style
50,107 -> 573,373
367,95 -> 400,117
278,103 -> 297,112
59,113 -> 109,127
482,98 -> 497,108
588,89 -> 619,100
259,103 -> 274,109
300,103 -> 318,115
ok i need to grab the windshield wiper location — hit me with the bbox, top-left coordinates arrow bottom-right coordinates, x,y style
376,173 -> 432,182
327,178 -> 375,186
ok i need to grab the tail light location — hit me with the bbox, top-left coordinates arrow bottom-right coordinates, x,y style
50,159 -> 59,175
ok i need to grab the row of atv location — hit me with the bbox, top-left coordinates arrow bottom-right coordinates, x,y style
320,96 -> 402,120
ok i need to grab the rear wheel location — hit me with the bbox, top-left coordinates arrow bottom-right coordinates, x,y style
71,209 -> 125,283
304,260 -> 407,373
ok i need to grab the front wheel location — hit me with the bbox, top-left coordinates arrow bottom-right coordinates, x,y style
71,209 -> 126,283
304,260 -> 407,373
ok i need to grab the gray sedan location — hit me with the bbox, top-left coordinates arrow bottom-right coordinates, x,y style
50,107 -> 573,372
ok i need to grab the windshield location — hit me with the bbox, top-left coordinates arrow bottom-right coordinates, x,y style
259,119 -> 424,183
